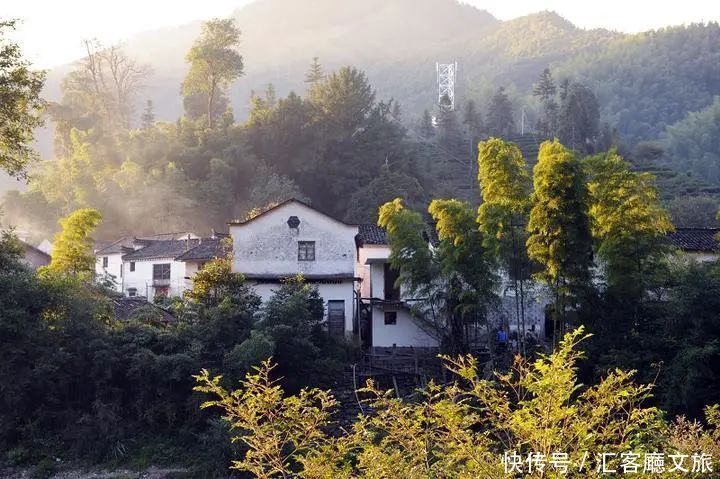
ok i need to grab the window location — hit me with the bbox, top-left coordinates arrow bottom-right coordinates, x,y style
102,256 -> 108,268
153,263 -> 171,280
384,311 -> 397,325
130,261 -> 135,272
298,241 -> 315,261
127,288 -> 137,297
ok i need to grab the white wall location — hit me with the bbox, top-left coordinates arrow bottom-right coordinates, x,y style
122,258 -> 189,300
250,280 -> 356,334
230,201 -> 359,335
358,246 -> 438,348
371,306 -> 438,348
356,244 -> 391,298
96,252 -> 123,292
231,201 -> 358,277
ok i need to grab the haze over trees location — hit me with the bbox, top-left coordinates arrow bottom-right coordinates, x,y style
0,20 -> 45,178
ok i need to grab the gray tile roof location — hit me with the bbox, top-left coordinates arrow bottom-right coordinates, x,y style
122,239 -> 200,261
667,228 -> 720,253
175,238 -> 230,262
96,237 -> 135,255
111,297 -> 175,322
356,224 -> 388,245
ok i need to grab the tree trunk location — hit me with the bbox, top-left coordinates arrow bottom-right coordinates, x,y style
207,80 -> 216,129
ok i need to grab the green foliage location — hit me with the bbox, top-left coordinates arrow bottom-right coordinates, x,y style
0,228 -> 264,471
0,20 -> 45,178
303,56 -> 324,85
557,82 -> 600,153
664,96 -> 720,184
344,164 -> 425,223
533,68 -> 559,137
527,140 -> 592,295
562,23 -> 720,145
197,327 -> 717,478
379,198 -> 498,354
477,138 -> 533,354
585,149 -> 673,298
252,276 -> 350,392
666,195 -> 720,227
477,138 -> 531,254
486,87 -> 515,138
182,18 -> 244,128
185,240 -> 244,306
41,208 -> 102,280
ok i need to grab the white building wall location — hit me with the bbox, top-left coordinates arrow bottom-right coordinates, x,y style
250,281 -> 356,333
96,252 -> 124,292
356,244 -> 438,348
122,259 -> 189,301
231,202 -> 358,277
371,306 -> 438,348
230,201 -> 359,335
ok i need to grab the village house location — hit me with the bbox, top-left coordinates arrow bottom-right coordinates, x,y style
92,204 -> 720,351
228,199 -> 438,350
18,238 -> 51,270
667,227 -> 720,262
94,232 -> 229,301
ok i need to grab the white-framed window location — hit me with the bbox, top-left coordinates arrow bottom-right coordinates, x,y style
127,288 -> 137,297
384,311 -> 397,325
102,256 -> 108,268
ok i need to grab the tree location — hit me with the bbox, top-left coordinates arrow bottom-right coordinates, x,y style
344,164 -> 424,223
61,40 -> 150,132
0,20 -> 45,178
41,208 -> 102,280
391,100 -> 401,121
558,82 -> 599,153
140,99 -> 155,129
196,327 -> 715,479
667,195 -> 720,227
665,96 -> 720,184
307,66 -> 375,133
231,276 -> 347,392
185,240 -> 243,306
304,56 -> 324,84
435,95 -> 464,157
182,18 -> 244,128
419,108 -> 434,138
532,68 -> 558,137
527,140 -> 593,345
378,198 -> 498,355
486,87 -> 515,138
462,99 -> 483,141
585,150 -> 673,309
476,138 -> 532,354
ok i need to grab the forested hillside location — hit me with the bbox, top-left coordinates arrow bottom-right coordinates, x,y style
35,1 -> 718,146
5,0 -> 720,240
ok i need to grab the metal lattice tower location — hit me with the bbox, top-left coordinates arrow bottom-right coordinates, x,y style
436,61 -> 458,111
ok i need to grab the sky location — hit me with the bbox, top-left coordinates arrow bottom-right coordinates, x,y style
4,0 -> 720,69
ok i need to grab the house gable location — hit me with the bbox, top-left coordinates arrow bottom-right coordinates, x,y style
230,200 -> 359,277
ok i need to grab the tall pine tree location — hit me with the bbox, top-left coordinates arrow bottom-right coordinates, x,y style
486,87 -> 515,138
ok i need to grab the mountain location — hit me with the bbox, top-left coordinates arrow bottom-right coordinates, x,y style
31,0 -> 720,184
